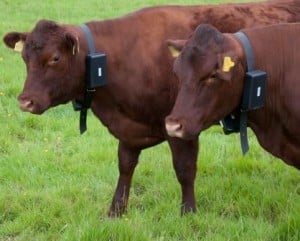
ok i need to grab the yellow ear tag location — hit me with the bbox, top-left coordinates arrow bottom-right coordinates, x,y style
222,56 -> 235,72
14,40 -> 24,52
168,45 -> 181,58
72,37 -> 80,55
72,45 -> 76,55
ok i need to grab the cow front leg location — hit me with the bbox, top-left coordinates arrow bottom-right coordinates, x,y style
108,141 -> 140,217
167,137 -> 199,215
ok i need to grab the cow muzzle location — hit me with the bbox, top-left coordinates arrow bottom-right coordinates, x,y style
165,118 -> 184,138
19,99 -> 34,112
18,94 -> 45,114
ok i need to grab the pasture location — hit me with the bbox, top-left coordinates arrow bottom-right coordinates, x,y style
0,0 -> 299,240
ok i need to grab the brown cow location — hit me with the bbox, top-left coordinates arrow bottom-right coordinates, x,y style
165,23 -> 300,169
3,1 -> 300,216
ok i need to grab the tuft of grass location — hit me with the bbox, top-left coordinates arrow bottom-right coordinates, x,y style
1,0 -> 299,241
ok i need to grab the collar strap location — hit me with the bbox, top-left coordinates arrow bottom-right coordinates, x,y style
234,31 -> 254,155
234,32 -> 255,71
72,24 -> 98,134
80,24 -> 96,53
221,32 -> 266,155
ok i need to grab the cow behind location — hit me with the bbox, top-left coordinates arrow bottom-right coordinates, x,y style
165,23 -> 300,169
3,1 -> 300,216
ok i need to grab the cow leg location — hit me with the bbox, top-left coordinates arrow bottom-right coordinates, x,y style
167,137 -> 199,215
108,141 -> 140,217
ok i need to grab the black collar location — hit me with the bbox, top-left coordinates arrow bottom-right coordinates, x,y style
221,31 -> 266,155
72,24 -> 107,134
235,31 -> 254,155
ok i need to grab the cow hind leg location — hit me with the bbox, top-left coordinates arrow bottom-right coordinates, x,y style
108,142 -> 140,217
167,137 -> 199,215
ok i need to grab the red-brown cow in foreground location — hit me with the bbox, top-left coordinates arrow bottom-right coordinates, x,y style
3,1 -> 300,216
165,23 -> 300,169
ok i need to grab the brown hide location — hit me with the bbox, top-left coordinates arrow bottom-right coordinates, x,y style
243,23 -> 300,169
3,1 -> 300,216
166,23 -> 300,170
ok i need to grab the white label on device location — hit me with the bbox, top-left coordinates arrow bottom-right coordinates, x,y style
257,87 -> 261,97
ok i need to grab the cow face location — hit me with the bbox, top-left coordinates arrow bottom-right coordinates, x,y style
3,20 -> 83,114
165,24 -> 244,139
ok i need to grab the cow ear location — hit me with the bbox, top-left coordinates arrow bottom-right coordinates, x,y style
216,52 -> 237,81
65,32 -> 79,55
3,32 -> 28,52
166,39 -> 186,58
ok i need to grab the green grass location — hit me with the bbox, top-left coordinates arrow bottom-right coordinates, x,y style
1,0 -> 299,240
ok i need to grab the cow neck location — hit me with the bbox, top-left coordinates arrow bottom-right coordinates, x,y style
72,24 -> 101,134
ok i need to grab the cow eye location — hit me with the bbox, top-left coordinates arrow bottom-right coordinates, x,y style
210,72 -> 217,79
48,55 -> 60,66
53,55 -> 60,63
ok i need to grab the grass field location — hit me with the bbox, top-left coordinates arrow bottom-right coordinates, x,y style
1,0 -> 300,240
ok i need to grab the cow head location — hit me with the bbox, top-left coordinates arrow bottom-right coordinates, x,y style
3,20 -> 84,114
165,24 -> 245,139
